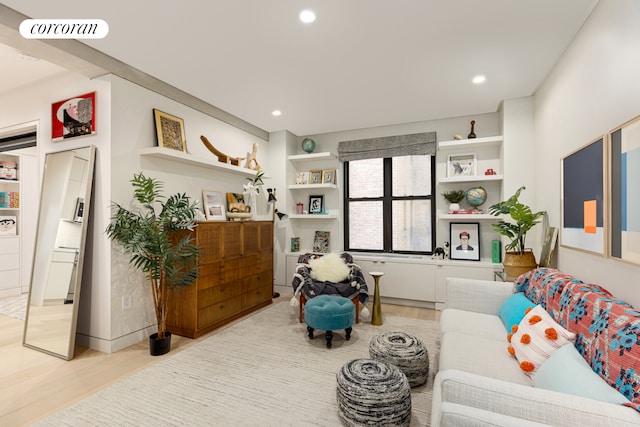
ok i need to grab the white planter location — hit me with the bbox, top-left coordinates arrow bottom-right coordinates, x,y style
449,203 -> 460,213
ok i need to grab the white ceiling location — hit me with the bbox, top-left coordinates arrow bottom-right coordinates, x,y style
0,0 -> 598,137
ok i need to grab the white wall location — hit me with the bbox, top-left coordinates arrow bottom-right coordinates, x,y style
534,0 -> 640,307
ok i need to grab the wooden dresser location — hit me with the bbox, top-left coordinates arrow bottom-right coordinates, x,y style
166,220 -> 273,338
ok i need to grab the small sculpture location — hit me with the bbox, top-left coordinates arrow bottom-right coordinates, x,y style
200,135 -> 245,166
246,143 -> 262,171
467,120 -> 477,139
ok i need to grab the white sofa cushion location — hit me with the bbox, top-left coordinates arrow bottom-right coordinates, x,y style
440,331 -> 532,386
440,308 -> 507,341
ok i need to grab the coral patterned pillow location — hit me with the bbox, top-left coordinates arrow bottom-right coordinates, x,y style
507,305 -> 576,377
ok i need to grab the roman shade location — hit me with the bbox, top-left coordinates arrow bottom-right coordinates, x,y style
0,131 -> 37,152
337,131 -> 436,162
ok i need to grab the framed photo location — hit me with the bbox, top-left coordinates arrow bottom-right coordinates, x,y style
322,169 -> 336,184
561,136 -> 605,256
538,226 -> 559,268
309,195 -> 324,214
609,115 -> 640,265
226,192 -> 249,213
0,216 -> 17,236
449,222 -> 480,261
295,172 -> 309,184
309,170 -> 323,184
447,153 -> 476,177
52,91 -> 96,141
290,237 -> 300,252
202,190 -> 226,221
153,109 -> 187,152
313,231 -> 330,253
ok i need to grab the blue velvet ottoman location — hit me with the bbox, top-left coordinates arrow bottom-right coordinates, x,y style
304,295 -> 355,348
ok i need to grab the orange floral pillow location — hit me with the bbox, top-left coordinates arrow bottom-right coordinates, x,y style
507,305 -> 576,377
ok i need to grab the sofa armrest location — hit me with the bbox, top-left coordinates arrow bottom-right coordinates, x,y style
433,369 -> 640,426
445,277 -> 514,314
438,402 -> 550,427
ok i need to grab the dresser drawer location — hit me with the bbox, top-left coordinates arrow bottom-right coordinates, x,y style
0,237 -> 19,255
197,296 -> 242,329
241,285 -> 271,309
198,282 -> 242,308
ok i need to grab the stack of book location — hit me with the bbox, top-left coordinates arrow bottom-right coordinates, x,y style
0,192 -> 19,208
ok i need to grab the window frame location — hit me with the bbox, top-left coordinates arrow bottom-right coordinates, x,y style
343,155 -> 436,255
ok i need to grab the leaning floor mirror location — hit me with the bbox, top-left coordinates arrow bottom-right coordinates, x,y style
23,145 -> 96,360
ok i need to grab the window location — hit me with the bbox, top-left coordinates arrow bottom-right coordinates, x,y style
344,155 -> 435,254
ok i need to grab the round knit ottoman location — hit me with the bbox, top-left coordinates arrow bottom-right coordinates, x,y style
304,295 -> 355,348
336,358 -> 411,426
369,331 -> 429,387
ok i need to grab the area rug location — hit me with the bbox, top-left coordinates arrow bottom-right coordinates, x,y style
36,301 -> 440,426
0,293 -> 26,321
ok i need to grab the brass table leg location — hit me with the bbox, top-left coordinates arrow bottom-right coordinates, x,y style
370,272 -> 384,326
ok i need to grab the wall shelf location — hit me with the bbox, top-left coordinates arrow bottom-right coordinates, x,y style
438,174 -> 503,184
288,152 -> 337,162
288,183 -> 337,190
438,135 -> 503,151
439,213 -> 496,221
140,147 -> 261,178
288,213 -> 338,219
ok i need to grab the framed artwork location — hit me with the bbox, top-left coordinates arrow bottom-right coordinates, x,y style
296,172 -> 309,184
561,136 -> 605,255
0,216 -> 17,236
313,231 -> 330,253
609,115 -> 640,265
322,169 -> 336,184
153,109 -> 187,152
226,192 -> 249,213
309,170 -> 322,184
51,91 -> 96,141
202,190 -> 226,221
309,195 -> 324,214
449,222 -> 480,261
447,153 -> 476,177
538,226 -> 559,268
290,237 -> 300,252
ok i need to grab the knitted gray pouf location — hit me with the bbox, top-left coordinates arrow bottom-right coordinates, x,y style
369,331 -> 429,387
336,358 -> 411,427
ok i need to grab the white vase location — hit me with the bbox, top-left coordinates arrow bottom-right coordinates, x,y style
449,203 -> 460,213
243,191 -> 256,217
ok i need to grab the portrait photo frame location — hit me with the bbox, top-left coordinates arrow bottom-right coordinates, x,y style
51,91 -> 97,141
309,194 -> 324,214
202,190 -> 226,221
309,170 -> 323,184
295,172 -> 309,184
449,222 -> 480,261
609,114 -> 640,265
447,153 -> 476,177
560,136 -> 605,256
322,169 -> 336,184
153,109 -> 187,153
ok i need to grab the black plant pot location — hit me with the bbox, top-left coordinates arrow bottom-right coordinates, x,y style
149,332 -> 171,356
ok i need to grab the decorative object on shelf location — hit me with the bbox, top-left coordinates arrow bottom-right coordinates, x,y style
322,169 -> 336,184
484,168 -> 497,175
296,202 -> 304,214
244,170 -> 264,215
449,222 -> 480,261
202,190 -> 226,221
105,173 -> 200,356
301,137 -> 316,153
488,186 -> 546,277
441,189 -> 466,213
313,230 -> 330,253
561,135 -> 605,256
200,135 -> 245,166
467,120 -> 477,139
0,191 -> 19,208
453,134 -> 463,140
309,194 -> 324,214
538,226 -> 558,268
309,170 -> 322,184
0,216 -> 17,236
291,237 -> 300,252
153,109 -> 186,152
465,186 -> 487,212
432,247 -> 445,260
246,143 -> 262,171
52,92 -> 96,141
447,153 -> 475,177
226,192 -> 252,221
0,160 -> 17,179
296,172 -> 309,184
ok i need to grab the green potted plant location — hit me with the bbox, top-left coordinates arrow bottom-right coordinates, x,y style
488,186 -> 545,277
105,173 -> 200,356
442,189 -> 466,212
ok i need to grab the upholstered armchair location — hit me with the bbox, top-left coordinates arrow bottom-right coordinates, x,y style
290,252 -> 370,323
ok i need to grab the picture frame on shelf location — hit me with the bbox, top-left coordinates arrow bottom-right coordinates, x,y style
560,135 -> 605,256
0,216 -> 17,236
153,109 -> 187,153
309,195 -> 324,214
309,170 -> 322,184
51,91 -> 96,141
449,222 -> 480,261
202,190 -> 226,221
295,172 -> 309,184
313,231 -> 330,253
290,237 -> 300,252
447,153 -> 476,177
226,192 -> 249,212
538,226 -> 558,268
322,169 -> 336,184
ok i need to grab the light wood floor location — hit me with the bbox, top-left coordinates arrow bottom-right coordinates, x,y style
0,293 -> 439,426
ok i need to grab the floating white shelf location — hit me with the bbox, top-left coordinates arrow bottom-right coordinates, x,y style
438,135 -> 503,150
438,174 -> 503,184
438,213 -> 497,220
139,147 -> 261,178
287,152 -> 337,162
288,183 -> 337,190
288,213 -> 338,219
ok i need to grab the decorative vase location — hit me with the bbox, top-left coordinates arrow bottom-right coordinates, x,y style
149,332 -> 171,356
243,191 -> 257,217
448,203 -> 460,213
467,120 -> 477,139
503,250 -> 537,278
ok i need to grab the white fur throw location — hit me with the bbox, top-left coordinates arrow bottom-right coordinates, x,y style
309,253 -> 350,283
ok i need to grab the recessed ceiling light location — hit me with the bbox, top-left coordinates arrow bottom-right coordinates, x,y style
299,10 -> 316,24
472,75 -> 486,84
271,110 -> 282,117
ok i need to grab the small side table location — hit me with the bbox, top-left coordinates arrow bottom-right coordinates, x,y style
370,271 -> 384,326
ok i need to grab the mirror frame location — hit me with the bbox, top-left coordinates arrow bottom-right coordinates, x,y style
23,145 -> 96,360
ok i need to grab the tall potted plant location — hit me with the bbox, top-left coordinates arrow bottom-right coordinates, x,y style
488,186 -> 545,277
106,173 -> 200,356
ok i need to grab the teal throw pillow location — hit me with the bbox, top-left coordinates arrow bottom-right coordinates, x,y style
498,292 -> 536,332
534,343 -> 629,405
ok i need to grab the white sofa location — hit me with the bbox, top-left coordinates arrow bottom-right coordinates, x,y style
431,277 -> 640,426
